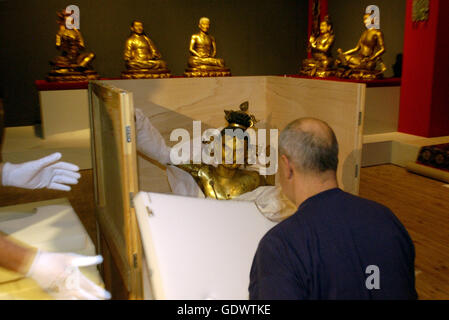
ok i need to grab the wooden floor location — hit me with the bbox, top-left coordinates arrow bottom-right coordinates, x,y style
359,165 -> 449,300
0,164 -> 448,299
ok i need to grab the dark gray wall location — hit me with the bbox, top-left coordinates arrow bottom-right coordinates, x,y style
328,0 -> 406,78
0,0 -> 308,127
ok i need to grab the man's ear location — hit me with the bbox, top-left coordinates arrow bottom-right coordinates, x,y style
280,154 -> 294,179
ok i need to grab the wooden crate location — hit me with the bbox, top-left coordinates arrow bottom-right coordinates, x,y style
89,76 -> 365,299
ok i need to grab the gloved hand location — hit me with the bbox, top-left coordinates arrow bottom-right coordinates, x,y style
1,152 -> 80,191
26,250 -> 111,300
135,108 -> 172,165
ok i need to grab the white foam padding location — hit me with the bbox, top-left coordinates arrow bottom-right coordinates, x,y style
133,192 -> 277,300
0,204 -> 95,255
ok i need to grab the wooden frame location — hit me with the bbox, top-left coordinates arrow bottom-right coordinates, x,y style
88,82 -> 142,299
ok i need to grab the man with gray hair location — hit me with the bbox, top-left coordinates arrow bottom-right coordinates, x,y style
249,118 -> 417,299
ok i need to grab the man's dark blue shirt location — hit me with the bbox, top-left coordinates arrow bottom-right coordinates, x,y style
249,188 -> 417,299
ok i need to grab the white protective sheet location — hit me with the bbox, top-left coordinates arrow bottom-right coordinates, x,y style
133,192 -> 277,300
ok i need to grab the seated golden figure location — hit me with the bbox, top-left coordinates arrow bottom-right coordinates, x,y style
336,12 -> 387,80
185,17 -> 231,77
176,104 -> 267,199
47,10 -> 98,82
121,20 -> 171,79
300,15 -> 335,78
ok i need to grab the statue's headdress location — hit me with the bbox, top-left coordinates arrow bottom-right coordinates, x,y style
224,101 -> 257,131
56,9 -> 71,25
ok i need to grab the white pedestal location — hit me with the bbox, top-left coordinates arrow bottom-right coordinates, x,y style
38,89 -> 90,138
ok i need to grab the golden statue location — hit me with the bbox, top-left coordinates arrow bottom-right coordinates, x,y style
336,12 -> 387,80
47,10 -> 98,82
185,17 -> 231,77
176,103 -> 268,200
300,15 -> 335,77
121,20 -> 171,79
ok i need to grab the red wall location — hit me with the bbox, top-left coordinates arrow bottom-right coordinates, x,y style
399,0 -> 449,137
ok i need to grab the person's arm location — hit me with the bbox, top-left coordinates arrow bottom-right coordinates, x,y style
0,235 -> 37,275
249,233 -> 307,300
0,235 -> 110,300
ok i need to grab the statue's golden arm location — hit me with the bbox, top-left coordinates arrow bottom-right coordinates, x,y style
75,29 -> 85,48
211,36 -> 217,58
189,36 -> 201,57
123,39 -> 133,61
145,36 -> 162,59
369,31 -> 386,61
175,163 -> 202,178
314,35 -> 335,53
56,33 -> 62,48
343,39 -> 361,55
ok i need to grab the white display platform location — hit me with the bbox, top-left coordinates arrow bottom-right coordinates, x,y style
0,198 -> 103,300
39,89 -> 90,138
1,126 -> 91,170
362,132 -> 449,167
133,192 -> 277,300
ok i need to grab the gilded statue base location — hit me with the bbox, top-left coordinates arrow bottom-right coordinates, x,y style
335,68 -> 384,81
46,69 -> 99,82
184,68 -> 231,78
299,68 -> 335,78
121,69 -> 171,79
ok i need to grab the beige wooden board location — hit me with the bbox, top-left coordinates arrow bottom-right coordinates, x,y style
89,81 -> 142,298
39,89 -> 90,138
103,76 -> 365,195
266,77 -> 365,195
103,77 -> 267,193
363,86 -> 400,135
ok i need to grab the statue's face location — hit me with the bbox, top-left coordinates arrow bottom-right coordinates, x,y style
221,135 -> 247,169
199,19 -> 210,33
132,21 -> 144,35
320,21 -> 330,34
363,14 -> 372,27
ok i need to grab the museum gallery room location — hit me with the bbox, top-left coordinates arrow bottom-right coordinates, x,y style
0,0 -> 447,301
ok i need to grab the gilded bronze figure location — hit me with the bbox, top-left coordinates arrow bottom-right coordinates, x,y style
121,20 -> 171,79
336,12 -> 387,80
185,17 -> 231,77
300,15 -> 335,77
176,103 -> 267,200
47,10 -> 98,82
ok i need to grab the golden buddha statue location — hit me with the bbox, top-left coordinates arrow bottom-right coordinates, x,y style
176,103 -> 268,200
47,10 -> 98,82
121,20 -> 171,79
184,17 -> 231,77
300,15 -> 335,77
335,12 -> 387,80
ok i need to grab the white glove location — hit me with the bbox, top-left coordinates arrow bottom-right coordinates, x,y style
1,152 -> 80,191
27,250 -> 111,300
135,108 -> 172,165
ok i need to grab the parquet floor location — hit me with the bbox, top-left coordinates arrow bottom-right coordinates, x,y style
359,165 -> 449,300
0,164 -> 448,299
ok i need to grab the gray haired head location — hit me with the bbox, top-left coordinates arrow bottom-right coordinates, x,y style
279,118 -> 338,173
